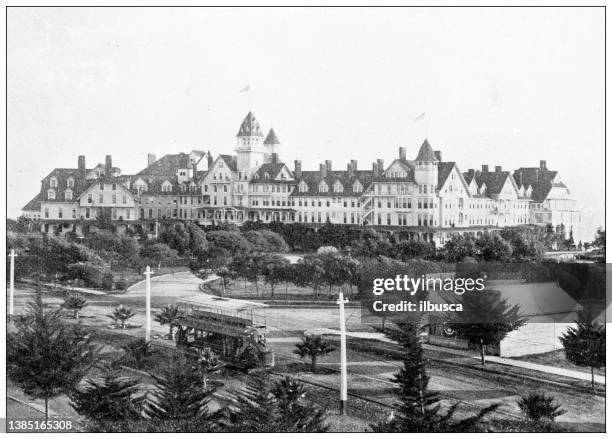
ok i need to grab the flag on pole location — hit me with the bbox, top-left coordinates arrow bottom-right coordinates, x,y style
414,112 -> 426,122
240,84 -> 251,93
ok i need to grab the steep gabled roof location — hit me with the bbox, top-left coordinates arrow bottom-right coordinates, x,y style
437,162 -> 456,189
237,111 -> 264,137
218,154 -> 238,172
263,128 -> 280,145
513,167 -> 560,202
137,153 -> 192,177
251,162 -> 290,182
415,139 -> 438,162
290,170 -> 374,197
22,193 -> 42,211
474,171 -> 514,197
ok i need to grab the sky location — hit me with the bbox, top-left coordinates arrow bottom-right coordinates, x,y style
7,7 -> 605,242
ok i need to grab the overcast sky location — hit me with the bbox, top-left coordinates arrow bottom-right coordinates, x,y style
7,7 -> 604,242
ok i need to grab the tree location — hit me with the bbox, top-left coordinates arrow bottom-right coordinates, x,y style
443,234 -> 476,263
123,338 -> 154,369
258,253 -> 290,298
140,242 -> 178,268
62,292 -> 88,319
518,392 -> 566,426
294,334 -> 335,372
144,352 -> 216,422
155,304 -> 185,339
371,322 -> 498,432
293,255 -> 326,299
559,314 -> 605,389
7,293 -> 98,420
215,267 -> 234,296
317,251 -> 359,296
475,233 -> 513,262
108,305 -> 136,329
70,367 -> 145,430
218,372 -> 328,432
448,291 -> 525,365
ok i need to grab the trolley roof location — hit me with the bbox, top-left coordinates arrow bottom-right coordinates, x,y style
179,294 -> 268,313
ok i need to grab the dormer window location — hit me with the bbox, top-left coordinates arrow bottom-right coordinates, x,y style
333,182 -> 343,193
67,177 -> 74,188
50,177 -> 58,188
162,182 -> 172,192
65,189 -> 73,201
299,182 -> 308,192
281,173 -> 286,180
353,181 -> 363,193
319,182 -> 329,193
47,189 -> 56,200
264,172 -> 270,179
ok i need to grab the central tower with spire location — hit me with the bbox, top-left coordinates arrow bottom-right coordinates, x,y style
236,111 -> 266,176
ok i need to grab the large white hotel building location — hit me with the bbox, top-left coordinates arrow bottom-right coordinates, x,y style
22,112 -> 580,246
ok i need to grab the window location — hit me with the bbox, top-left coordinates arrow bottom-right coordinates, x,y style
50,177 -> 58,188
112,183 -> 117,190
67,177 -> 74,188
100,183 -> 104,190
99,194 -> 103,203
123,195 -> 127,204
47,189 -> 56,200
113,209 -> 118,219
72,209 -> 76,218
44,208 -> 49,218
112,194 -> 117,204
85,208 -> 90,219
65,190 -> 73,201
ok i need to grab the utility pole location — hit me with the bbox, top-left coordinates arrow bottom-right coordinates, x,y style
337,291 -> 349,415
144,265 -> 153,342
9,249 -> 16,319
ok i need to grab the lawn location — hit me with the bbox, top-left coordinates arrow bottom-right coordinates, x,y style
202,277 -> 357,302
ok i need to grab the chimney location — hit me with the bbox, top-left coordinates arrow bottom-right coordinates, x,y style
399,147 -> 406,160
294,160 -> 302,179
207,151 -> 213,168
105,155 -> 112,176
518,170 -> 523,186
271,153 -> 279,164
347,162 -> 354,178
377,159 -> 384,173
540,160 -> 547,170
192,163 -> 198,176
78,155 -> 86,173
351,159 -> 358,171
319,163 -> 327,179
434,150 -> 442,161
147,153 -> 156,166
325,160 -> 332,172
495,165 -> 502,172
468,168 -> 474,174
372,161 -> 379,177
482,164 -> 489,173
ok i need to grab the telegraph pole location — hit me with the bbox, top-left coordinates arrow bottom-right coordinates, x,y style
144,265 -> 153,342
9,249 -> 16,319
337,291 -> 349,415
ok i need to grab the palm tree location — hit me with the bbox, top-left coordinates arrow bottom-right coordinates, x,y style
518,393 -> 566,425
197,348 -> 224,390
294,334 -> 335,372
123,338 -> 154,369
155,304 -> 185,340
62,293 -> 87,319
108,305 -> 136,329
